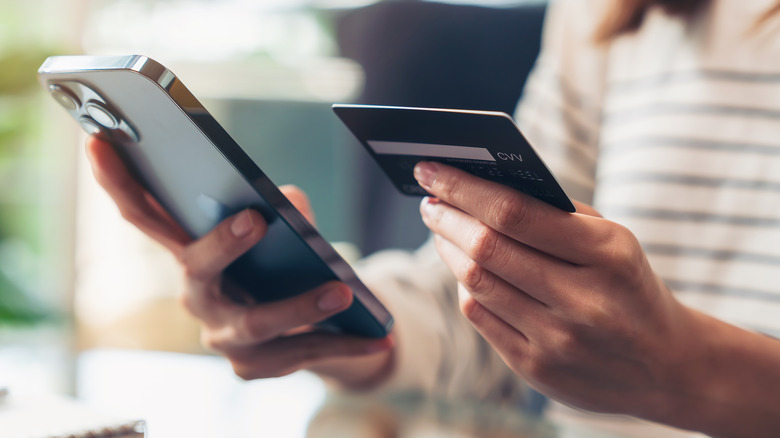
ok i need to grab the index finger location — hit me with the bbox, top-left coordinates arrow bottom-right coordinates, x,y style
86,136 -> 191,253
413,161 -> 610,264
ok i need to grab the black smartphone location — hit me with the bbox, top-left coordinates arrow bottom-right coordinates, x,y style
38,55 -> 393,338
333,104 -> 575,212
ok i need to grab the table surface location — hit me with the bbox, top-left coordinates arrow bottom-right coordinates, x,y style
2,345 -> 707,438
70,349 -> 637,438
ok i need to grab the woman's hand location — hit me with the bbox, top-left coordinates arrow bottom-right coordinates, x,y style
413,161 -> 708,420
415,161 -> 780,437
85,137 -> 393,389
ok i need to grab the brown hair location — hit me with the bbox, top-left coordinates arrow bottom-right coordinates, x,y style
594,0 -> 780,42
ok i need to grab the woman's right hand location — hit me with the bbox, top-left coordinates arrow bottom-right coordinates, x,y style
85,136 -> 394,388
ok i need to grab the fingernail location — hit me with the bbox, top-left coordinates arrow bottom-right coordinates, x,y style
413,162 -> 437,190
317,286 -> 349,312
420,197 -> 440,217
231,210 -> 253,237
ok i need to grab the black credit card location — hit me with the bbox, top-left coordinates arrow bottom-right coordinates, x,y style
332,104 -> 575,212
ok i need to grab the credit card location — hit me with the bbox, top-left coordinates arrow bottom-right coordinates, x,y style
333,104 -> 575,212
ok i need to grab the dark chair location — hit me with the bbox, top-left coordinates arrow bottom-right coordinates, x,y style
335,1 -> 548,254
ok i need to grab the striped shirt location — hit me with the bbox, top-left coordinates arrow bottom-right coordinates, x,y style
517,0 -> 780,338
356,0 -> 780,435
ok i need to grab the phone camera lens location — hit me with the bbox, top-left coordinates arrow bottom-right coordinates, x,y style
85,101 -> 119,129
79,116 -> 102,136
48,84 -> 80,111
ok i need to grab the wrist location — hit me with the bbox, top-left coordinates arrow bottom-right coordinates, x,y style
622,303 -> 707,426
648,307 -> 780,437
645,307 -> 718,427
310,344 -> 396,392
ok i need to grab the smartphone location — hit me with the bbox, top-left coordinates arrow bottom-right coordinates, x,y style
333,104 -> 575,212
38,55 -> 392,338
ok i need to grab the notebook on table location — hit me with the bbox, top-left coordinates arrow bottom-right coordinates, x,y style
0,388 -> 145,438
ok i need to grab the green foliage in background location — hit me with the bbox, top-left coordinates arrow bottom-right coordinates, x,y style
0,270 -> 50,325
0,50 -> 46,94
0,50 -> 48,159
0,26 -> 62,327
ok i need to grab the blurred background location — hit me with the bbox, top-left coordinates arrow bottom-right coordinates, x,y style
0,0 -> 552,436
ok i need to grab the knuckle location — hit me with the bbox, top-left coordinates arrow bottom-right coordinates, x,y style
459,295 -> 486,325
181,264 -> 208,284
576,302 -> 638,351
459,259 -> 489,292
525,340 -> 572,384
199,330 -> 222,352
176,288 -> 209,320
236,311 -> 271,343
491,193 -> 532,235
507,342 -> 545,381
578,300 -> 614,331
176,250 -> 202,281
178,249 -> 218,284
176,290 -> 193,313
546,323 -> 597,364
467,225 -> 500,265
433,172 -> 456,200
611,226 -> 641,261
524,354 -> 557,385
552,328 -> 581,354
601,225 -> 646,281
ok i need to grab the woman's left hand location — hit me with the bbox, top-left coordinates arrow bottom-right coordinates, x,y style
414,161 -> 701,420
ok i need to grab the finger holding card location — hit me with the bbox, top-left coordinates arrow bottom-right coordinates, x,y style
413,160 -> 706,422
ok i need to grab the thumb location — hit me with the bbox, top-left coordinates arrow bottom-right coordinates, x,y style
280,185 -> 316,226
572,200 -> 602,218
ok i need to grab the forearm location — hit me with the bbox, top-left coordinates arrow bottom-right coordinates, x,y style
657,308 -> 780,438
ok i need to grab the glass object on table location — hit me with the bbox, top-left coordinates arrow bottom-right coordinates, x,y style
307,392 -> 619,438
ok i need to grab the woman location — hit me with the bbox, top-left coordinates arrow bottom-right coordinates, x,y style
85,0 -> 780,436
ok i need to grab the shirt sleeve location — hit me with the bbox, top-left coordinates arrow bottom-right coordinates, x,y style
515,0 -> 610,205
354,237 -> 530,406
